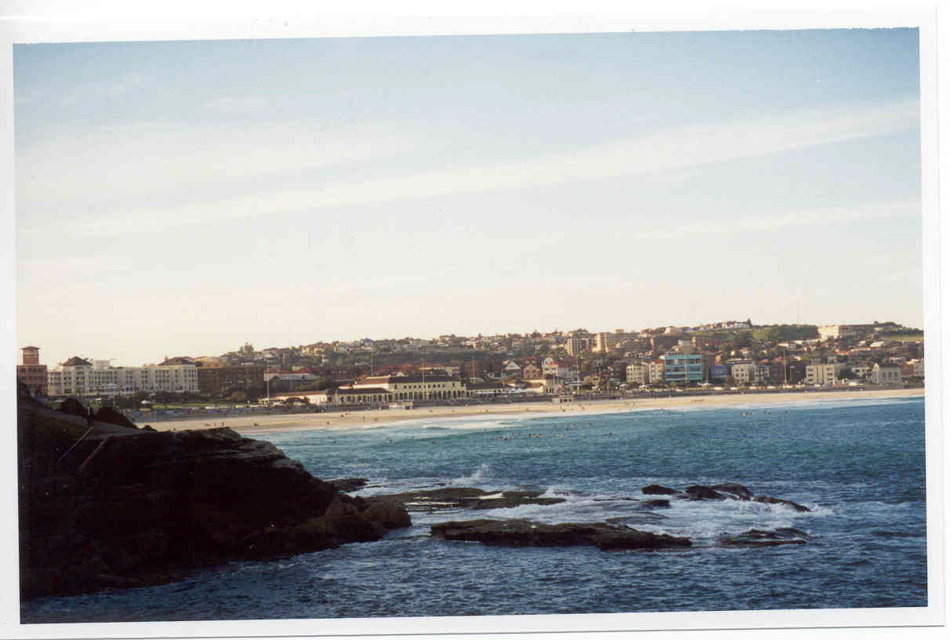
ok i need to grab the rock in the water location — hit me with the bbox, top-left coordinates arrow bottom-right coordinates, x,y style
359,496 -> 413,529
753,495 -> 811,513
382,487 -> 565,512
684,485 -> 727,500
430,519 -> 691,551
642,499 -> 671,508
719,528 -> 810,547
642,484 -> 679,495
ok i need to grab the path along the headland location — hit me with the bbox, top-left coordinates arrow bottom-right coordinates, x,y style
147,387 -> 925,437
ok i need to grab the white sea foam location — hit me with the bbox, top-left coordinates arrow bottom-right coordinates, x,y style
540,486 -> 572,498
451,462 -> 492,485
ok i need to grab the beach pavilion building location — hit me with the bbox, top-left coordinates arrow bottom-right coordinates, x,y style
275,374 -> 468,408
348,374 -> 467,402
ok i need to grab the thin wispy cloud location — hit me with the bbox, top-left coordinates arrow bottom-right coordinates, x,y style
17,120 -> 421,233
21,98 -> 917,238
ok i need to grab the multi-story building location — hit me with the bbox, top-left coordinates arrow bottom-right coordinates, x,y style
16,346 -> 48,395
566,337 -> 592,356
47,356 -> 201,397
349,374 -> 467,401
151,357 -> 200,392
818,324 -> 874,341
709,363 -> 731,383
871,363 -> 903,385
662,351 -> 704,384
647,359 -> 665,384
904,359 -> 925,379
730,361 -> 756,385
804,363 -> 843,386
851,365 -> 872,380
594,332 -> 620,353
47,357 -> 101,397
264,372 -> 319,393
196,364 -> 266,396
625,363 -> 649,386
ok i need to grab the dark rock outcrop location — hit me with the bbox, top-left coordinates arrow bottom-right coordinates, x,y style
382,487 -> 566,512
684,485 -> 727,500
642,484 -> 679,495
719,528 -> 810,547
431,519 -> 691,551
328,477 -> 369,492
93,406 -> 138,430
57,397 -> 88,419
642,499 -> 671,508
19,404 -> 411,600
712,483 -> 755,500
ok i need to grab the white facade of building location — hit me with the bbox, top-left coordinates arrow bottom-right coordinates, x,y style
818,324 -> 873,341
350,375 -> 467,401
47,357 -> 199,397
871,363 -> 903,385
804,363 -> 843,386
851,365 -> 872,380
730,361 -> 755,385
626,363 -> 649,385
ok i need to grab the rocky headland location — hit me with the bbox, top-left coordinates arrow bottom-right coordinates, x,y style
17,387 -> 410,599
18,383 -> 818,599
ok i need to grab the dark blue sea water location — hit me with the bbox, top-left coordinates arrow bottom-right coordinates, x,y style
21,396 -> 928,623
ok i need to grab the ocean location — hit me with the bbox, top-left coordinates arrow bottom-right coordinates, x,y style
21,396 -> 928,624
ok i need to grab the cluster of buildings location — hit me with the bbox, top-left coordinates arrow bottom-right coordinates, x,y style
17,321 -> 924,405
16,348 -> 264,398
623,343 -> 917,388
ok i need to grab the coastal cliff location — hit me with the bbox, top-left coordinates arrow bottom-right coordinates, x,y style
17,388 -> 409,599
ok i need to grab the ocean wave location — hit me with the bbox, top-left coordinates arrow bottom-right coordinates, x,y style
450,463 -> 492,485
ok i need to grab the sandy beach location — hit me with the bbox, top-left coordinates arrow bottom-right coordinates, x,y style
149,387 -> 924,437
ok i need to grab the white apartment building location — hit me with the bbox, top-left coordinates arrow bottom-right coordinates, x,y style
647,360 -> 665,384
47,356 -> 199,397
851,365 -> 872,380
566,337 -> 592,356
626,363 -> 649,386
804,363 -> 843,386
730,361 -> 756,385
871,363 -> 903,385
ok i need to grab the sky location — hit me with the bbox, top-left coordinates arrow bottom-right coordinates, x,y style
13,28 -> 924,367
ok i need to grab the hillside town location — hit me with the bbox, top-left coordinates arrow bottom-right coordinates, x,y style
16,320 -> 925,412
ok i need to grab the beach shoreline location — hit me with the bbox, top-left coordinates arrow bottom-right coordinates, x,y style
147,387 -> 925,437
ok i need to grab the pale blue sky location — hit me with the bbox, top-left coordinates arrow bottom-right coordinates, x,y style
14,29 -> 923,367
